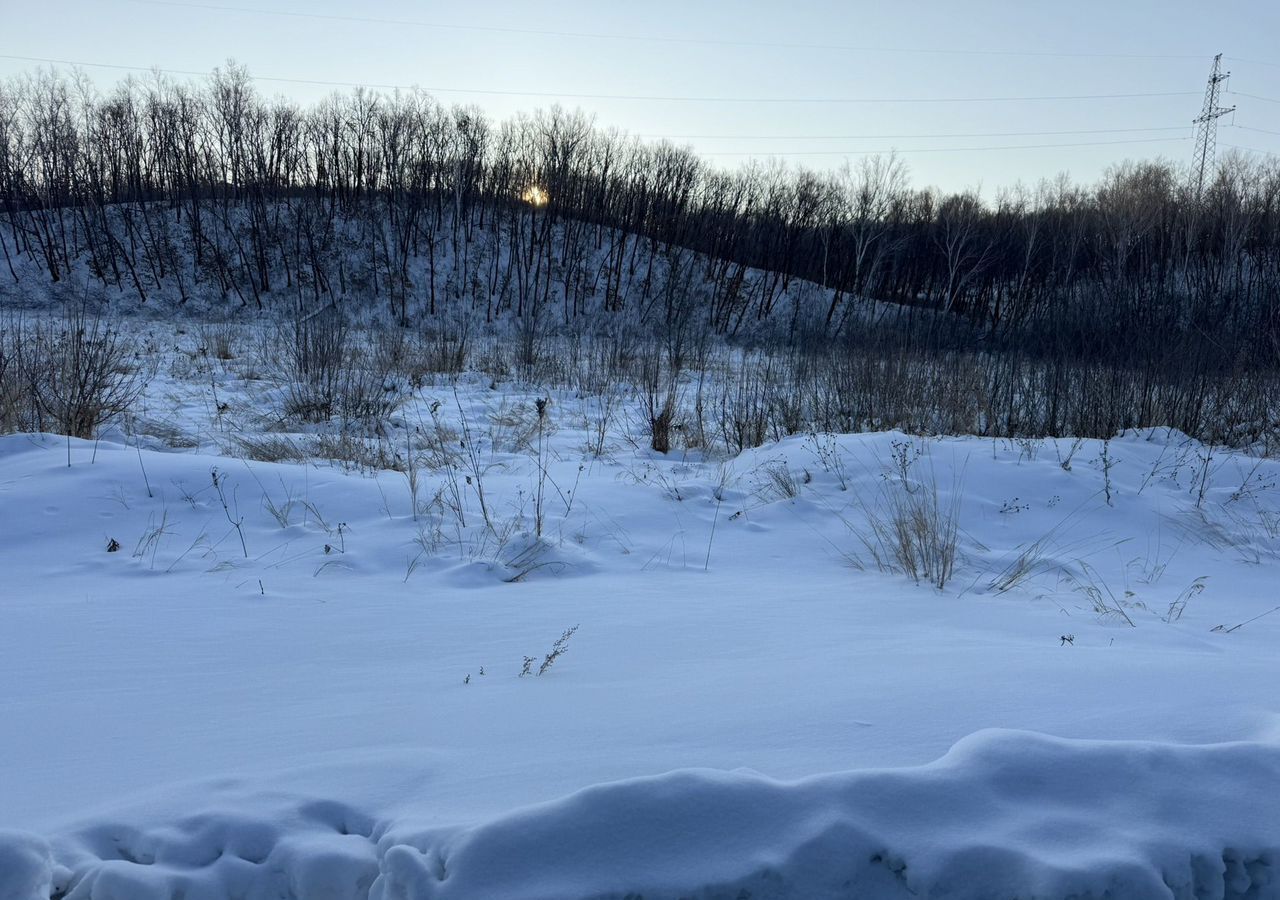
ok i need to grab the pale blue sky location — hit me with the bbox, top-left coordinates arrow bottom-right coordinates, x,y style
2,0 -> 1278,192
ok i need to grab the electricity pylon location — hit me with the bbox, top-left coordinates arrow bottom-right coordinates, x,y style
1192,53 -> 1235,198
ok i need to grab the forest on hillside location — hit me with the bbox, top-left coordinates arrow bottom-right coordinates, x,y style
2,66 -> 1279,446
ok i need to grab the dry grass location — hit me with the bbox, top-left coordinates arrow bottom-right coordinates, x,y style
853,460 -> 962,590
227,434 -> 311,464
197,322 -> 238,360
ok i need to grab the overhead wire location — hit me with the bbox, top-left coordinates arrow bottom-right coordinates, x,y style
1227,90 -> 1280,106
0,54 -> 1203,105
1221,143 -> 1280,158
697,136 -> 1193,157
1227,57 -> 1280,70
1230,124 -> 1280,137
121,0 -> 1210,62
641,126 -> 1193,141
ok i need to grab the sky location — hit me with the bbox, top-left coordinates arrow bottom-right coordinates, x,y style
1,0 -> 1278,193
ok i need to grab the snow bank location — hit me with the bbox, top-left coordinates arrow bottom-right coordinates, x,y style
371,730 -> 1280,900
6,731 -> 1275,900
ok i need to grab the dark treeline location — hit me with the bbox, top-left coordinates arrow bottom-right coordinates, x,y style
1,66 -> 1278,444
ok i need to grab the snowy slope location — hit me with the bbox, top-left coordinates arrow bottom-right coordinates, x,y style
2,337 -> 1279,898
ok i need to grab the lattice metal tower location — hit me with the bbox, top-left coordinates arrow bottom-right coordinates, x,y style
1192,53 -> 1235,197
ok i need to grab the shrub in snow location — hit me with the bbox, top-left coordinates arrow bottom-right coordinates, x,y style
1,309 -> 142,440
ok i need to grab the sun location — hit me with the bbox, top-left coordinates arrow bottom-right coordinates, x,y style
522,185 -> 549,207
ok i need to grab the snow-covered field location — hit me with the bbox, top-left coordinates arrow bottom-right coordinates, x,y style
2,323 -> 1279,898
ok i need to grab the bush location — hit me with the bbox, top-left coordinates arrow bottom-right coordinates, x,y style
0,325 -> 20,432
641,352 -> 680,454
278,308 -> 405,429
197,322 -> 237,360
1,310 -> 142,439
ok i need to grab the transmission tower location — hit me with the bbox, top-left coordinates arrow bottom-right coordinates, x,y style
1192,53 -> 1234,197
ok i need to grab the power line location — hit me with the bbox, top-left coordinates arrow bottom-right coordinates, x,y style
1221,143 -> 1280,158
0,54 -> 1203,105
1231,124 -> 1280,137
122,0 -> 1208,62
642,126 -> 1192,141
1227,90 -> 1280,105
0,55 -> 211,80
1227,57 -> 1280,70
698,137 -> 1192,157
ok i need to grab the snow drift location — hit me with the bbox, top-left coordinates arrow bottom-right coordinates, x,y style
4,731 -> 1277,899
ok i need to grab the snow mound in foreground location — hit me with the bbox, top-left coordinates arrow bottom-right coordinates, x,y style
8,731 -> 1279,900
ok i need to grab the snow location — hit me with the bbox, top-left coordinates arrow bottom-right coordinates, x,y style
375,732 -> 1280,899
2,326 -> 1280,898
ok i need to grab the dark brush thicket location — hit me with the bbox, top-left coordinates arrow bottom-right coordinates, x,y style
1,67 -> 1278,445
